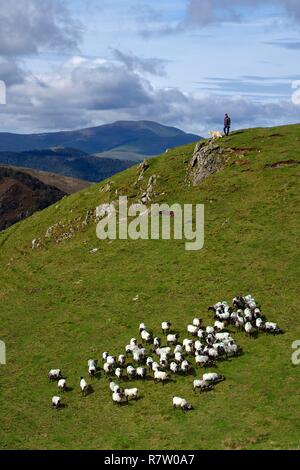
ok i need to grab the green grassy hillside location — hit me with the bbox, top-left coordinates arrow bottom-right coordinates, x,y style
0,125 -> 299,450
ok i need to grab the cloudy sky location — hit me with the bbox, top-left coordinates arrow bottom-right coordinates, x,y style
0,0 -> 300,136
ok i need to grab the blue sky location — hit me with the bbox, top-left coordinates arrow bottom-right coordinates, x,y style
0,0 -> 300,135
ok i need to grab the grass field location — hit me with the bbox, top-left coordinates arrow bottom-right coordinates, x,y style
0,124 -> 299,450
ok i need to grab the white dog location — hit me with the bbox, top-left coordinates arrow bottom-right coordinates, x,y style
208,131 -> 223,139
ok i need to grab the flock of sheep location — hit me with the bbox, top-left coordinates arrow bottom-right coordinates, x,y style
49,294 -> 282,412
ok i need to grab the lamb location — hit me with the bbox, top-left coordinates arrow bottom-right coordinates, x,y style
124,388 -> 139,400
161,322 -> 171,335
154,370 -> 169,383
136,367 -> 147,379
48,369 -> 62,381
187,324 -> 198,336
52,396 -> 62,409
193,379 -> 213,392
172,396 -> 193,412
208,131 -> 223,139
127,365 -> 136,379
203,372 -> 225,383
58,379 -> 67,393
170,362 -> 179,373
80,377 -> 89,396
167,333 -> 179,345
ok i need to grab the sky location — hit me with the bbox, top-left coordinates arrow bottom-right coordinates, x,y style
0,0 -> 300,136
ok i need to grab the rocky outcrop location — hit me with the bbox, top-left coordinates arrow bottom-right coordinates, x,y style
189,141 -> 233,186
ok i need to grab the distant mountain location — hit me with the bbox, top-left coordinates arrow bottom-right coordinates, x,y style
0,148 -> 136,183
0,166 -> 67,231
0,121 -> 201,158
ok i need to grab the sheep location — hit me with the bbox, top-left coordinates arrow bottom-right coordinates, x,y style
160,357 -> 169,369
136,367 -> 147,379
151,361 -> 160,372
167,333 -> 179,345
88,359 -> 98,369
197,329 -> 206,339
133,349 -> 145,364
153,337 -> 161,348
52,396 -> 62,409
115,368 -> 123,380
187,324 -> 198,336
161,322 -> 171,335
208,131 -> 223,139
193,379 -> 213,393
118,355 -> 126,366
58,379 -> 67,393
127,365 -> 136,379
214,321 -> 225,332
141,329 -> 153,343
139,323 -> 146,333
206,326 -> 214,335
193,318 -> 202,327
124,388 -> 139,401
109,380 -> 121,394
102,352 -> 109,362
170,362 -> 179,373
265,322 -> 283,335
194,340 -> 203,352
155,347 -> 171,357
88,364 -> 97,378
172,396 -> 193,412
146,357 -> 153,368
175,352 -> 183,363
174,344 -> 183,354
80,377 -> 89,396
48,369 -> 62,381
112,391 -> 124,406
245,321 -> 256,338
103,362 -> 112,375
195,354 -> 210,368
154,370 -> 169,383
181,360 -> 190,374
130,338 -> 138,347
203,373 -> 225,383
215,332 -> 231,341
106,355 -> 116,366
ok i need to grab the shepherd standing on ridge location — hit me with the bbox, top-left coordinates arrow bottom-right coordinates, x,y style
224,114 -> 231,136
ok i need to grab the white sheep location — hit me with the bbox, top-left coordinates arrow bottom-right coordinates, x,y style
151,361 -> 160,372
124,388 -> 139,400
172,396 -> 193,412
154,370 -> 168,383
195,355 -> 209,367
194,340 -> 202,352
89,364 -> 97,378
245,322 -> 255,337
141,329 -> 152,343
208,131 -> 223,139
103,362 -> 112,375
118,355 -> 126,366
146,357 -> 153,368
58,379 -> 67,393
115,368 -> 123,380
161,322 -> 171,335
203,372 -> 225,383
112,391 -> 124,405
167,333 -> 179,345
153,337 -> 161,348
52,396 -> 61,409
175,352 -> 183,363
193,318 -> 202,327
139,323 -> 146,333
174,344 -> 183,354
214,321 -> 225,331
48,369 -> 62,381
127,365 -> 136,379
193,379 -> 213,392
187,324 -> 198,336
181,360 -> 190,374
197,329 -> 205,339
206,326 -> 214,335
136,367 -> 147,379
80,377 -> 89,396
170,362 -> 179,373
106,355 -> 116,366
109,380 -> 121,394
102,352 -> 109,361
